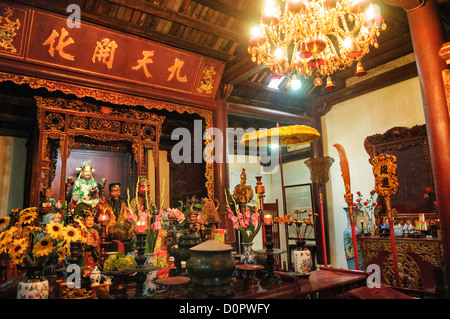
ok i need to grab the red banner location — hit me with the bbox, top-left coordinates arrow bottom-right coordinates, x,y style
0,4 -> 224,100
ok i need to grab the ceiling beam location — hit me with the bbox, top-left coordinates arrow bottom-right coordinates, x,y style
108,0 -> 245,42
227,102 -> 315,126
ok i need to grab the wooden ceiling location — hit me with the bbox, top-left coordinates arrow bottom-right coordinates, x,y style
10,0 -> 450,122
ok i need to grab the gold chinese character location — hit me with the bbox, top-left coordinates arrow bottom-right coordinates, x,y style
42,27 -> 75,61
92,38 -> 118,69
167,58 -> 187,82
132,50 -> 155,78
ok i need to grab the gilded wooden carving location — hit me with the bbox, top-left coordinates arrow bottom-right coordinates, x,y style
0,72 -> 215,200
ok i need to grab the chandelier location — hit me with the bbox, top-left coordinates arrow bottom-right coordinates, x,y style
248,0 -> 387,90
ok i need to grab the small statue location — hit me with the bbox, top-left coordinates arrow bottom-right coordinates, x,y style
95,179 -> 117,234
39,187 -> 56,217
71,160 -> 100,209
80,206 -> 101,276
105,183 -> 129,242
130,176 -> 155,212
107,183 -> 127,220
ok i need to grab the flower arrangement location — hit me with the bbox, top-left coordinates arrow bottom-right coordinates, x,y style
225,189 -> 262,244
0,207 -> 81,269
424,187 -> 438,210
126,179 -> 185,254
274,209 -> 318,243
352,190 -> 379,226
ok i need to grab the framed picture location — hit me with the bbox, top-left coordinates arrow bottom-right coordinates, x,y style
284,183 -> 314,240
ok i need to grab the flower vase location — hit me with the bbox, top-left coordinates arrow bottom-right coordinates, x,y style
293,241 -> 312,274
17,267 -> 49,299
240,243 -> 256,265
143,253 -> 157,297
343,208 -> 364,270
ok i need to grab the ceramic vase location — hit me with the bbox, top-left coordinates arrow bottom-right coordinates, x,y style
17,267 -> 49,299
343,208 -> 364,270
293,241 -> 312,274
143,253 -> 157,297
240,243 -> 256,264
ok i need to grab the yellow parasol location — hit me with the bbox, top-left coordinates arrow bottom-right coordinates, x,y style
240,124 -> 320,146
240,123 -> 320,270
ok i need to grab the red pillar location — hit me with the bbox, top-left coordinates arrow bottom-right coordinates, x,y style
388,0 -> 450,290
214,92 -> 233,243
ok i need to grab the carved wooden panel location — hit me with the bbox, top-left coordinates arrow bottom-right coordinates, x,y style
364,125 -> 436,217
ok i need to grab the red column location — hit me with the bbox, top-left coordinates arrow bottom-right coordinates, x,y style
390,0 -> 450,290
214,96 -> 232,243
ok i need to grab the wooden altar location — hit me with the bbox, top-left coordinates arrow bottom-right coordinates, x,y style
358,235 -> 443,293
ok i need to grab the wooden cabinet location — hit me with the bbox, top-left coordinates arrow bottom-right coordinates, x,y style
358,236 -> 443,292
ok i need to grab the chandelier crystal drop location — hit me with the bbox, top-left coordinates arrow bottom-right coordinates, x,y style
248,0 -> 387,88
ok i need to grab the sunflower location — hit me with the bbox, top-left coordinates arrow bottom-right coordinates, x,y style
9,238 -> 28,258
10,252 -> 25,265
32,237 -> 54,257
0,231 -> 13,253
63,226 -> 81,242
0,216 -> 10,229
23,225 -> 42,233
18,208 -> 38,225
46,221 -> 63,240
58,243 -> 70,262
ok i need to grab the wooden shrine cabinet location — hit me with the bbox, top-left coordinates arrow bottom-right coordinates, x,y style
32,96 -> 164,207
358,236 -> 443,293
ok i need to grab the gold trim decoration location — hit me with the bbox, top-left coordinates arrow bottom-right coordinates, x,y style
196,65 -> 216,95
0,7 -> 21,54
7,73 -> 214,199
382,253 -> 420,287
45,112 -> 64,131
372,153 -> 399,198
443,69 -> 450,116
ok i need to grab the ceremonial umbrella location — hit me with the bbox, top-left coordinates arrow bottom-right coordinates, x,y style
240,124 -> 320,269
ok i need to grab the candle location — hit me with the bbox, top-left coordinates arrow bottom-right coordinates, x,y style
98,213 -> 109,223
264,214 -> 273,226
136,220 -> 147,233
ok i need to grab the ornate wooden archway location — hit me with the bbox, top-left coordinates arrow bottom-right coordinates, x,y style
34,96 -> 165,207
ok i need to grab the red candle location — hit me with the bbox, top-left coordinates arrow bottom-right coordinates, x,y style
136,220 -> 147,233
264,214 -> 273,226
98,213 -> 109,223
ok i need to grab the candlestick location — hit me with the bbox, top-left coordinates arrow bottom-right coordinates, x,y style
360,220 -> 365,236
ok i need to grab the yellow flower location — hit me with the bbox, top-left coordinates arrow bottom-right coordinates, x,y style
0,231 -> 13,253
46,222 -> 63,240
10,252 -> 25,265
23,225 -> 42,233
33,237 -> 54,257
58,243 -> 70,262
0,217 -> 10,229
9,238 -> 28,258
19,208 -> 38,225
63,226 -> 81,242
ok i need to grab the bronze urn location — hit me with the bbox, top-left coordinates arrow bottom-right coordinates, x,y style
186,240 -> 235,298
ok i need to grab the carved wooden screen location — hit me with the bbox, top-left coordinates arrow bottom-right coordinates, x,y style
364,125 -> 436,218
34,96 -> 164,207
